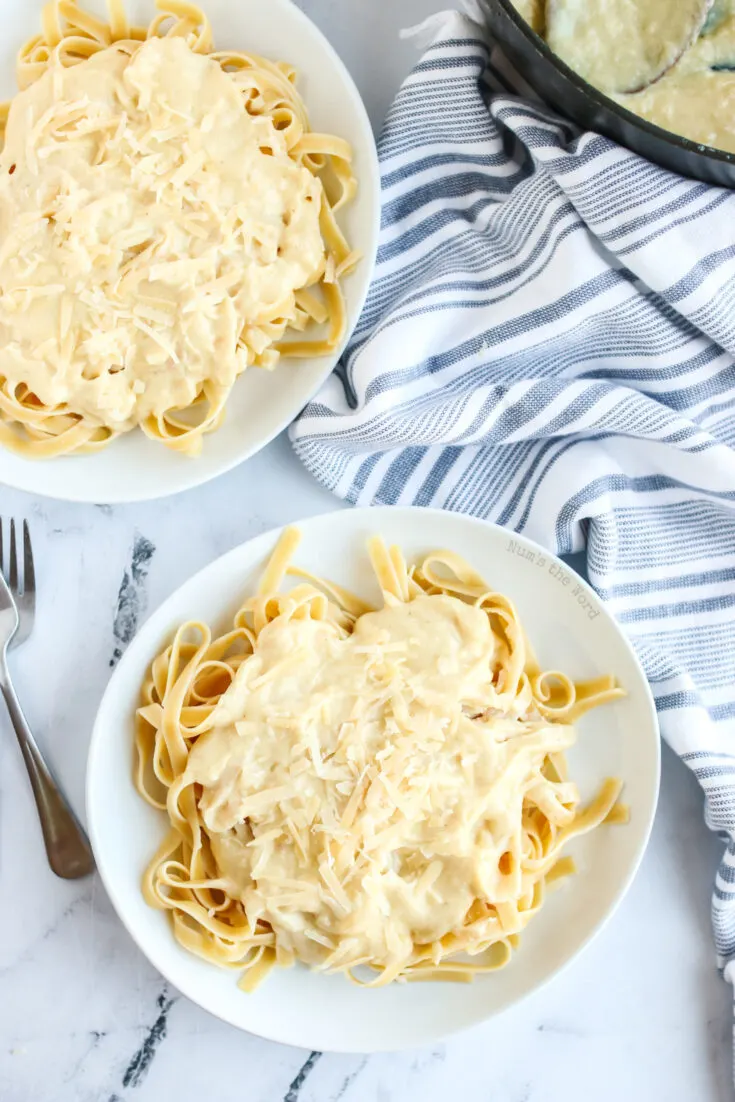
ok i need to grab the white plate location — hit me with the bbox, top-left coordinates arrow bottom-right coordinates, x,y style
87,507 -> 660,1052
0,0 -> 379,503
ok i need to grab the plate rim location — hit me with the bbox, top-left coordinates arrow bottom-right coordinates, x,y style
86,505 -> 661,1052
0,0 -> 381,504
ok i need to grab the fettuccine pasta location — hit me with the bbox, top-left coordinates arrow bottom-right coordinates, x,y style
135,530 -> 627,989
0,1 -> 358,457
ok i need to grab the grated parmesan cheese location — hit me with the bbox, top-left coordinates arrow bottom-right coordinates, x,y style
0,36 -> 325,430
183,594 -> 577,975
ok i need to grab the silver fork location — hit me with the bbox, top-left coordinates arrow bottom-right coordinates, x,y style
0,519 -> 94,879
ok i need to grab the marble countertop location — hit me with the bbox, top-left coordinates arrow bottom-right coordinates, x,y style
0,2 -> 732,1101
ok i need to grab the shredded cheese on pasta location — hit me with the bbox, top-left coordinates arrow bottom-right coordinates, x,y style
135,529 -> 627,989
0,1 -> 358,458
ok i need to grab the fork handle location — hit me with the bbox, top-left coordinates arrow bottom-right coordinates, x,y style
0,661 -> 94,879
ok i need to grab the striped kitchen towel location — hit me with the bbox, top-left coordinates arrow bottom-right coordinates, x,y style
290,1 -> 735,1062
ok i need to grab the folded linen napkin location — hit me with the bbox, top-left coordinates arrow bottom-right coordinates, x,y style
291,4 -> 735,1073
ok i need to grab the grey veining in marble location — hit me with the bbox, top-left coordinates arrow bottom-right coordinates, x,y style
0,3 -> 732,1100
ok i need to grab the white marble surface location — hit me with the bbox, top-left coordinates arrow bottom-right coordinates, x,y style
0,2 -> 732,1101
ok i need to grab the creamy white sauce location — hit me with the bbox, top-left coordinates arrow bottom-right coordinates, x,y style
185,594 -> 575,973
0,36 -> 324,430
516,0 -> 735,153
618,16 -> 735,152
545,0 -> 709,94
618,69 -> 735,152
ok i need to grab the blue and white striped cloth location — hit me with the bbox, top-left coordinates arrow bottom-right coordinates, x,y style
291,4 -> 735,1066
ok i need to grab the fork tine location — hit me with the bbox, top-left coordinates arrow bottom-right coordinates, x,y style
8,519 -> 18,592
23,520 -> 34,601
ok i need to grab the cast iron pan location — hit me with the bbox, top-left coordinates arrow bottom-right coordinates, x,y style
480,0 -> 735,188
